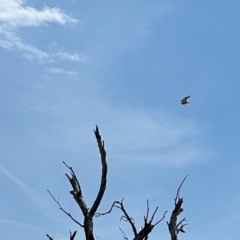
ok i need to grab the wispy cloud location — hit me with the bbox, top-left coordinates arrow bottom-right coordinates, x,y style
0,163 -> 48,210
55,51 -> 85,62
0,218 -> 45,232
48,41 -> 87,63
0,25 -> 50,61
11,1 -> 211,169
94,107 -> 213,167
0,0 -> 77,27
0,0 -> 81,63
45,67 -> 78,75
24,86 -> 212,168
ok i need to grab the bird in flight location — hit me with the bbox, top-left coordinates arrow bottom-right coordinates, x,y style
181,95 -> 191,105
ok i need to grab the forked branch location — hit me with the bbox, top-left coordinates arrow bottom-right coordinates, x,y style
46,230 -> 77,240
133,201 -> 167,240
96,198 -> 167,240
96,199 -> 137,236
48,125 -> 108,240
64,161 -> 88,217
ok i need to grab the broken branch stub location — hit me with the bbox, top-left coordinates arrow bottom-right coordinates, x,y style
46,231 -> 77,240
167,175 -> 188,240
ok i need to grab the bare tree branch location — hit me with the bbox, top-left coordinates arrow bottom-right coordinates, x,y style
69,230 -> 78,240
132,201 -> 167,240
119,227 -> 129,240
118,200 -> 138,236
50,126 -> 108,240
96,199 -> 137,236
97,198 -> 167,240
145,200 -> 150,223
89,125 -> 108,217
47,126 -> 189,240
176,217 -> 186,228
95,200 -> 121,217
176,217 -> 188,233
46,231 -> 77,240
95,234 -> 102,240
153,210 -> 167,227
63,161 -> 89,217
47,189 -> 84,227
46,234 -> 54,240
175,175 -> 188,203
167,175 -> 188,240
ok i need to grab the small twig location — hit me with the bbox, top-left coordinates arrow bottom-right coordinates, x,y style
144,200 -> 167,226
153,210 -> 167,227
119,200 -> 138,236
176,217 -> 186,228
95,200 -> 119,217
150,206 -> 158,223
121,215 -> 135,224
69,230 -> 77,240
47,189 -> 84,227
95,234 -> 102,240
176,217 -> 188,233
175,175 -> 188,203
95,198 -> 138,236
119,227 -> 129,240
63,161 -> 74,173
145,200 -> 150,223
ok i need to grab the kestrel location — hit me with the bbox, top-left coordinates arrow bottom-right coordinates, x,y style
181,95 -> 191,105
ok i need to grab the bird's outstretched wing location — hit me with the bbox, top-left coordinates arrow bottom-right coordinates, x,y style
181,95 -> 191,104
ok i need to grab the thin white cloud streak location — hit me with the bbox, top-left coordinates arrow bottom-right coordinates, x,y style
48,41 -> 87,62
0,25 -> 84,63
0,163 -> 49,210
25,89 -> 212,168
96,109 -> 212,167
0,26 -> 50,61
0,0 -> 77,27
45,67 -> 78,75
54,51 -> 85,62
0,218 -> 45,232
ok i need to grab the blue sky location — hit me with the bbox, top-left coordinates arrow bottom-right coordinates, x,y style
0,0 -> 239,239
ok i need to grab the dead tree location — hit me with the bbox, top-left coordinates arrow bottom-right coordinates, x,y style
47,126 -> 107,240
167,175 -> 188,240
47,125 -> 188,240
